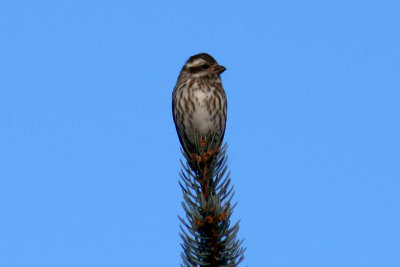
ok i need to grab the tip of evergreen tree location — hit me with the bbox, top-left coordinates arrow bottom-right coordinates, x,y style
177,133 -> 246,266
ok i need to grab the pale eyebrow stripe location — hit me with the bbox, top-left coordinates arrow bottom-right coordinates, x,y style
187,59 -> 204,67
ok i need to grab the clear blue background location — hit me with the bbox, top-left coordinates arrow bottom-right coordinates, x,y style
1,1 -> 399,266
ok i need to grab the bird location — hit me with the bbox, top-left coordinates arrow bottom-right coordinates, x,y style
172,53 -> 227,164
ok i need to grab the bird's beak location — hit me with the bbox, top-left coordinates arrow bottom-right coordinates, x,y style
214,65 -> 226,75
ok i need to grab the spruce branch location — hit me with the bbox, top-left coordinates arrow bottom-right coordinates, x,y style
178,133 -> 245,267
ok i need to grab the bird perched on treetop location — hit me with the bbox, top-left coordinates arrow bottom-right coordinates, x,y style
172,53 -> 227,163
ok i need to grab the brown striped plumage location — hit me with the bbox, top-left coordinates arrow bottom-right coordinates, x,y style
172,53 -> 227,154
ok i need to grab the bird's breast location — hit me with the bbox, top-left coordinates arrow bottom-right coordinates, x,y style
190,89 -> 214,134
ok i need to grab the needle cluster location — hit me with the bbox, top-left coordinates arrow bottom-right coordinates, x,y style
178,134 -> 245,266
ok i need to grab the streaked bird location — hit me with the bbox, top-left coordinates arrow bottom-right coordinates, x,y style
172,53 -> 227,162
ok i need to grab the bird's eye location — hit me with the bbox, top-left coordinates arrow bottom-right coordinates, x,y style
201,64 -> 210,69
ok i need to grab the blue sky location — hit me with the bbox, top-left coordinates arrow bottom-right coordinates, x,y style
1,1 -> 399,266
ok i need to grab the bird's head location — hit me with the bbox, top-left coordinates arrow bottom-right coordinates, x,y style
179,53 -> 226,80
